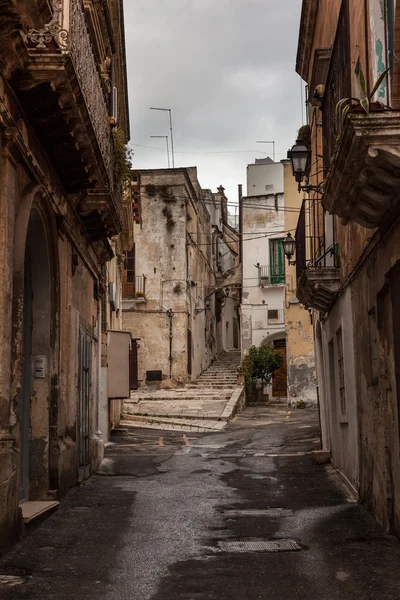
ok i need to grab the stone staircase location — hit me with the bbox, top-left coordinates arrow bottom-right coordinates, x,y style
121,350 -> 243,432
188,350 -> 241,389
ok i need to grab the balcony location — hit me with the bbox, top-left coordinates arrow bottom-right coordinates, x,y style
122,275 -> 146,300
295,202 -> 340,313
258,266 -> 285,287
322,111 -> 400,228
11,0 -> 121,238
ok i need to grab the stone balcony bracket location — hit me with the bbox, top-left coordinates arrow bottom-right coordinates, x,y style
322,111 -> 400,228
77,192 -> 121,241
297,267 -> 340,313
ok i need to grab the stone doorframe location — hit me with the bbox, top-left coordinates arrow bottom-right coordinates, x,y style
10,183 -> 60,502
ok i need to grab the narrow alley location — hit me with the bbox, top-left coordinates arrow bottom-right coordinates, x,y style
1,407 -> 400,600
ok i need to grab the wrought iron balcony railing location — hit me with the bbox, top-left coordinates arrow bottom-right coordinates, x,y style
258,265 -> 285,287
295,201 -> 340,313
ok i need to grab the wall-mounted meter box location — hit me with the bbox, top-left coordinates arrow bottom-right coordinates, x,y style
34,355 -> 47,379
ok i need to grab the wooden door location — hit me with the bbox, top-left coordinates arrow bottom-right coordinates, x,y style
272,339 -> 287,397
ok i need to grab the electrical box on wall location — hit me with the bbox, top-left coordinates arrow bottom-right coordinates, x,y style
34,355 -> 47,379
107,330 -> 131,399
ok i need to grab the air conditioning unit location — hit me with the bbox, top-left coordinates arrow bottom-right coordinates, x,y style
108,282 -> 117,312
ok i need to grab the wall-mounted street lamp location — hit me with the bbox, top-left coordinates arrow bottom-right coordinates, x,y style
195,297 -> 211,315
287,139 -> 320,193
282,232 -> 296,265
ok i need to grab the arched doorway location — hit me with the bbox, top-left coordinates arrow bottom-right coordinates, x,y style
15,194 -> 57,503
261,332 -> 287,398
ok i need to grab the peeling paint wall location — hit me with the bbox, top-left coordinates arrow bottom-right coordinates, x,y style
283,162 -> 317,406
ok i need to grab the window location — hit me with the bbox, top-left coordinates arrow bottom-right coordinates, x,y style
126,249 -> 135,283
265,184 -> 274,191
336,327 -> 346,415
268,309 -> 279,321
269,239 -> 285,284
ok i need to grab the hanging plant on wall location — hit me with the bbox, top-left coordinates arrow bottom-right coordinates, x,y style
112,128 -> 133,188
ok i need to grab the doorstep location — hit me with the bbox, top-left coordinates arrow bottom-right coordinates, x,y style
20,501 -> 60,524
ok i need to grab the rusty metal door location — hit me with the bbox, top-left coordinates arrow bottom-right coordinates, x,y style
78,327 -> 91,480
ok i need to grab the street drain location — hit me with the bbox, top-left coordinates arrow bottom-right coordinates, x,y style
224,508 -> 293,517
218,539 -> 302,553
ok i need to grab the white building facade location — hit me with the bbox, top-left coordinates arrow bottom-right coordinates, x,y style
241,159 -> 287,398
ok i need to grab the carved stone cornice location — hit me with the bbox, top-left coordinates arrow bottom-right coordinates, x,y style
322,111 -> 400,228
297,267 -> 340,313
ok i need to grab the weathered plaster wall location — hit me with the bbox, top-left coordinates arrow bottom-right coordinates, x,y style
351,222 -> 400,536
319,287 -> 359,489
283,161 -> 317,405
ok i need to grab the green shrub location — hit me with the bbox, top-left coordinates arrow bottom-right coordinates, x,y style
241,345 -> 284,400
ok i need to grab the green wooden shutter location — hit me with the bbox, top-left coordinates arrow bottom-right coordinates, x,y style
270,239 -> 285,284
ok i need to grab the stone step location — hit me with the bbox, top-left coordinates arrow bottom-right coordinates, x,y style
187,384 -> 237,389
199,376 -> 238,380
126,395 -> 230,404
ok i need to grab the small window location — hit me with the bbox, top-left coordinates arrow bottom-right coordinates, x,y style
265,184 -> 274,191
268,309 -> 279,321
336,327 -> 346,415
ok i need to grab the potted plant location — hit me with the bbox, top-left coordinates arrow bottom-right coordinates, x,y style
241,345 -> 284,403
336,60 -> 390,129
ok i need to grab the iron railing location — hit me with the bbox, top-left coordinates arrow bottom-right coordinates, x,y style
123,275 -> 146,299
295,200 -> 339,283
267,309 -> 284,325
258,265 -> 285,286
321,0 -> 351,172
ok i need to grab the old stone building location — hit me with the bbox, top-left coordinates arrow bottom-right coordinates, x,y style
0,0 -> 129,553
122,168 -> 240,387
240,158 -> 316,403
295,0 -> 400,536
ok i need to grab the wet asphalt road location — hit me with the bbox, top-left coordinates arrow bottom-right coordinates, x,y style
1,406 -> 400,599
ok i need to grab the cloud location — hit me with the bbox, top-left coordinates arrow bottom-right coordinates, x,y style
124,0 -> 303,200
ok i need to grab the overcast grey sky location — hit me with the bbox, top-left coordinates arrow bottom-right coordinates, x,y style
124,0 -> 303,204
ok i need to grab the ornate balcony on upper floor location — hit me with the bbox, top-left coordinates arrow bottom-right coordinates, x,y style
295,202 -> 340,313
7,0 -> 122,239
322,111 -> 400,228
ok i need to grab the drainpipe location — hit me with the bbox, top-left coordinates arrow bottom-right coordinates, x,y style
166,308 -> 173,379
238,184 -> 243,304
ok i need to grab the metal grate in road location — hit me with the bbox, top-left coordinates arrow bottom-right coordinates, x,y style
218,539 -> 302,552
